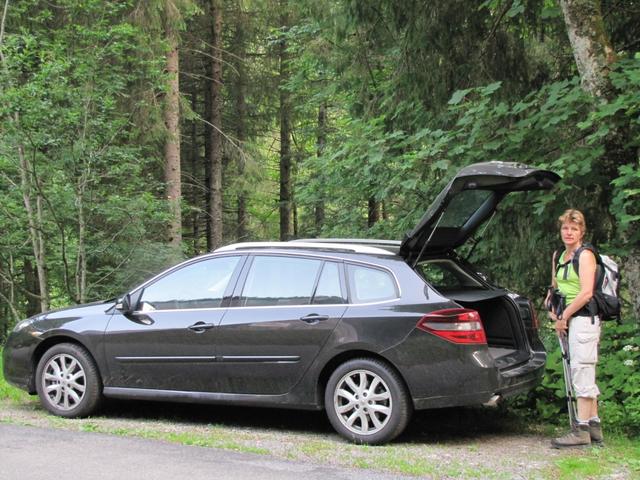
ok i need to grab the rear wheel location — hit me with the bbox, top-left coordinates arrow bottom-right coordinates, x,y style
325,358 -> 412,444
35,343 -> 102,418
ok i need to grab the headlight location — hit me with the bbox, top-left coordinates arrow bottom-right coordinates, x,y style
12,315 -> 43,333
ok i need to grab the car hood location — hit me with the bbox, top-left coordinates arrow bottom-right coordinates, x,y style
399,161 -> 559,261
42,299 -> 117,320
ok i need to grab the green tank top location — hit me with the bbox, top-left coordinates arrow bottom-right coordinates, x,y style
556,250 -> 581,304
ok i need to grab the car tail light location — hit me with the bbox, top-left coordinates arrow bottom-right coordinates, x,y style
417,308 -> 487,344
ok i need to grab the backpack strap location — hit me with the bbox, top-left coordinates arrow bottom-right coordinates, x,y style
570,243 -> 601,276
556,246 -> 572,281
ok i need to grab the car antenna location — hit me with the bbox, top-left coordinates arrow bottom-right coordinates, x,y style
464,209 -> 498,262
412,211 -> 445,269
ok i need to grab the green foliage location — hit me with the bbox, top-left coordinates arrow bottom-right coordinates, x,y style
0,0 -> 173,334
513,322 -> 640,435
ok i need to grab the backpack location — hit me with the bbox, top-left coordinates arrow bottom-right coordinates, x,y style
557,243 -> 621,321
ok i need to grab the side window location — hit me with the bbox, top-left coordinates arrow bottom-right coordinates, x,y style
312,262 -> 345,305
139,256 -> 241,310
241,256 -> 323,307
347,264 -> 398,303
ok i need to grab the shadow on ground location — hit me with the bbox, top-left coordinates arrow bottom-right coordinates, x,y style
97,398 -> 527,444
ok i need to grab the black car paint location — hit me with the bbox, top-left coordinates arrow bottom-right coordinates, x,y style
4,162 -> 556,432
3,249 -> 541,413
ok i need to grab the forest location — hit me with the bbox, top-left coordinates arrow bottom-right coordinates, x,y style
0,1 -> 639,429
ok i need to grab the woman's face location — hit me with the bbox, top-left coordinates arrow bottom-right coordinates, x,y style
560,221 -> 584,247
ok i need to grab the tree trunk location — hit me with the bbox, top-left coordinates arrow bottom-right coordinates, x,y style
314,102 -> 326,236
190,88 -> 201,254
234,9 -> 248,242
204,41 -> 213,251
207,0 -> 224,250
560,0 -> 640,320
559,0 -> 616,99
164,13 -> 182,248
368,198 -> 380,228
75,185 -> 87,303
23,258 -> 40,318
18,139 -> 48,312
279,3 -> 293,241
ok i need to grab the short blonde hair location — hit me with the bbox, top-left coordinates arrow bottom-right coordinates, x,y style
558,209 -> 586,234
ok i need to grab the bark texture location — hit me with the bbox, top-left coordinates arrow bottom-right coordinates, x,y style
560,0 -> 640,320
18,140 -> 48,312
279,3 -> 293,241
190,88 -> 201,254
559,0 -> 616,99
207,0 -> 224,250
234,9 -> 248,242
163,13 -> 182,248
314,102 -> 326,236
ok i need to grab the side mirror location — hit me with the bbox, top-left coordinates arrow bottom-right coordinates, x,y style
117,289 -> 143,315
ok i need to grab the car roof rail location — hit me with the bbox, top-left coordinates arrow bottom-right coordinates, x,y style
215,241 -> 395,256
292,238 -> 401,254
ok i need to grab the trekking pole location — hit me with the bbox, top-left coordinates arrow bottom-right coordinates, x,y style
555,294 -> 577,427
558,333 -> 577,427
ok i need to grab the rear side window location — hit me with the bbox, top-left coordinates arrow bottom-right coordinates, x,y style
347,264 -> 398,303
312,262 -> 345,305
241,256 -> 323,306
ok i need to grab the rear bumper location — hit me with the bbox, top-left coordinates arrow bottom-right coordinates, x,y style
384,328 -> 546,411
410,350 -> 546,410
495,350 -> 546,398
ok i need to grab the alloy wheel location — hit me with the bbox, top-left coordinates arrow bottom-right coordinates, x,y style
333,369 -> 392,435
41,353 -> 87,411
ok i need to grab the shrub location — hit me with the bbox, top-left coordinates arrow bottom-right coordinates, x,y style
511,322 -> 640,435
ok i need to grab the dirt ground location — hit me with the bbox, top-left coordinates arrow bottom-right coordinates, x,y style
0,397 -> 632,479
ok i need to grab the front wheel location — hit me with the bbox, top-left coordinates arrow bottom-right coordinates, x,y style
325,358 -> 412,444
35,343 -> 103,418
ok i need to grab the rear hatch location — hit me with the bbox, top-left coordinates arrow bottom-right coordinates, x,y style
402,161 -> 559,369
399,161 -> 559,262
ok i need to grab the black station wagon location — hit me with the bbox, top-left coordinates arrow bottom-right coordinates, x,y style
3,161 -> 559,444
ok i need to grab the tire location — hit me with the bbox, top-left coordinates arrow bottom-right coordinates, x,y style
324,358 -> 412,445
35,343 -> 103,418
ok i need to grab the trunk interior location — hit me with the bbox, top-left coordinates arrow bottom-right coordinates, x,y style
416,258 -> 533,369
446,291 -> 531,369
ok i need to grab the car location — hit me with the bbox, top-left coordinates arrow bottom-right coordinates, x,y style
3,161 -> 559,444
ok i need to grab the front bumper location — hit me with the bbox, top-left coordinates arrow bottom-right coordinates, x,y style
3,330 -> 38,394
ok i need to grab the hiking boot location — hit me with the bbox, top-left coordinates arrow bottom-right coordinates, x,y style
551,423 -> 591,448
589,419 -> 604,445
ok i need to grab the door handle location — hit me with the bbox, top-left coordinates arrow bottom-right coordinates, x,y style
299,314 -> 330,324
188,322 -> 215,333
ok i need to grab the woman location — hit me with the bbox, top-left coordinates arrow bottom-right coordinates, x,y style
547,209 -> 603,448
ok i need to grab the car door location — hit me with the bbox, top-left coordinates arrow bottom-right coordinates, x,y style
215,254 -> 348,395
104,254 -> 244,392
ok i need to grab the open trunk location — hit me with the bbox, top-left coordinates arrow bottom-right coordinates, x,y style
450,291 -> 531,369
416,257 -> 535,370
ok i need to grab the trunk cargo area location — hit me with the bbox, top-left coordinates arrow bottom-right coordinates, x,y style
447,290 -> 531,369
